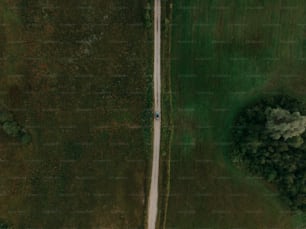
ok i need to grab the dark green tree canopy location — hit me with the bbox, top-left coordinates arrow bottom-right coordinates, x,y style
231,95 -> 306,211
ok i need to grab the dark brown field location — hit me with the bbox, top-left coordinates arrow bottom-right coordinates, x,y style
0,0 -> 151,228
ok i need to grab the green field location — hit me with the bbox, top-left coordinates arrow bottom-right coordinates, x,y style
163,0 -> 306,228
0,0 -> 151,228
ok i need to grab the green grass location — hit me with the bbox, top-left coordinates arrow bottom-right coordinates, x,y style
163,0 -> 306,228
0,0 -> 151,228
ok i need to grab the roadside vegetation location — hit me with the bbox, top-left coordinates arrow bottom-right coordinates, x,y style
144,1 -> 152,29
159,0 -> 173,228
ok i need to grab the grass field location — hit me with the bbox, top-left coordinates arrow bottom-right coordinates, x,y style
163,0 -> 306,228
0,0 -> 151,228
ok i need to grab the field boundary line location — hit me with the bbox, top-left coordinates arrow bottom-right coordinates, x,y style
162,2 -> 173,229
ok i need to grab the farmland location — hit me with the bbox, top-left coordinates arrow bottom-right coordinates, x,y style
162,0 -> 306,228
0,0 -> 151,228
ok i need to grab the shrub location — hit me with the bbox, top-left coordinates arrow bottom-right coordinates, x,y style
0,111 -> 13,123
144,2 -> 152,29
0,220 -> 11,229
2,121 -> 21,137
0,109 -> 31,144
20,132 -> 32,145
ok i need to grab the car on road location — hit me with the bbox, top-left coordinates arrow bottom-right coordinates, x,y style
154,112 -> 160,120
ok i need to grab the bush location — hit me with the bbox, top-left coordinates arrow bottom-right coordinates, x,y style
0,111 -> 13,123
0,110 -> 31,144
0,220 -> 11,229
2,121 -> 21,137
20,132 -> 32,145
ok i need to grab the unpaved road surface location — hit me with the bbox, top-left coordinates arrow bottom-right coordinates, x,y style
147,0 -> 161,229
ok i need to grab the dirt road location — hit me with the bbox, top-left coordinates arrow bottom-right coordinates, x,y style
147,0 -> 161,229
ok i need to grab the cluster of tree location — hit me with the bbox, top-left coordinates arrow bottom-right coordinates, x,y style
0,110 -> 31,144
231,95 -> 306,211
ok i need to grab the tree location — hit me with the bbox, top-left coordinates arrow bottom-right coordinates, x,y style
265,107 -> 306,140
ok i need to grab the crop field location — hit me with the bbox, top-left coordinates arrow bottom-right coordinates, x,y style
0,0 -> 151,228
163,0 -> 306,228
